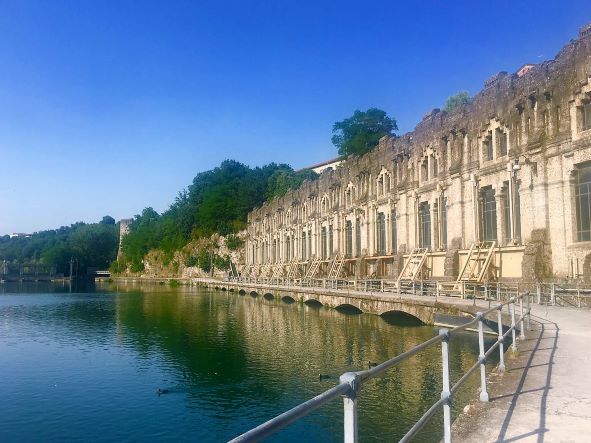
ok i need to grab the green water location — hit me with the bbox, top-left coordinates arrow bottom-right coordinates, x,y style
0,282 -> 495,442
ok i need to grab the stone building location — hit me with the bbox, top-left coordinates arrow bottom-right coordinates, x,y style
117,218 -> 133,259
244,23 -> 591,283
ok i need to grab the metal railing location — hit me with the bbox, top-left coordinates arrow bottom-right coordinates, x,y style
220,276 -> 525,302
228,293 -> 531,443
534,282 -> 591,308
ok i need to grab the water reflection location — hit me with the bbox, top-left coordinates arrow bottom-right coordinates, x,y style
0,282 -> 497,442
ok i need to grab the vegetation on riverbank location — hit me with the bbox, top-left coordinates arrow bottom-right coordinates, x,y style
117,160 -> 317,274
0,216 -> 119,275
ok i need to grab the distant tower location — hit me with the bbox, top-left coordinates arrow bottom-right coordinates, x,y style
117,219 -> 133,259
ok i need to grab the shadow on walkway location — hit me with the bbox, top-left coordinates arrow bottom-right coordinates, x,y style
492,314 -> 559,443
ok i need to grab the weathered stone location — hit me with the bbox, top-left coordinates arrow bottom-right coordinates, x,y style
243,23 -> 591,283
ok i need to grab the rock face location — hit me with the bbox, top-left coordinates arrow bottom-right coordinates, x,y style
243,23 -> 591,282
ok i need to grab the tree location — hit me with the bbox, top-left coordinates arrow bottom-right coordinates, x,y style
100,215 -> 116,225
331,108 -> 397,157
444,91 -> 471,112
265,167 -> 318,200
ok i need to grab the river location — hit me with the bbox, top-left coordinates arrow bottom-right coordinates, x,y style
0,281 -> 496,442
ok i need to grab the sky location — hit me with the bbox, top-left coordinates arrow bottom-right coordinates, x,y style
1,0 -> 590,235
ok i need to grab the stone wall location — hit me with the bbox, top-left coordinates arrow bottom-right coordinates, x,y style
244,23 -> 591,282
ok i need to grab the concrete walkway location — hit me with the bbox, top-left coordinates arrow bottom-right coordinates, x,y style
452,303 -> 591,443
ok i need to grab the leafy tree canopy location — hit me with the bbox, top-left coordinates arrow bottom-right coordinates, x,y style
119,160 -> 317,271
331,108 -> 397,157
444,91 -> 471,112
0,217 -> 119,274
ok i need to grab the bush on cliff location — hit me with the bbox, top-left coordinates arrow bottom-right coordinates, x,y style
119,160 -> 317,271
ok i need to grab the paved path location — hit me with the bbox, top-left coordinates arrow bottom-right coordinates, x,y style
453,304 -> 591,443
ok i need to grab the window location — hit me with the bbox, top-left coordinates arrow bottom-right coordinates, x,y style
514,184 -> 521,243
441,197 -> 448,249
321,227 -> 327,259
543,110 -> 549,133
272,239 -> 277,262
576,163 -> 591,241
355,217 -> 362,255
432,155 -> 439,178
503,182 -> 522,244
285,236 -> 291,261
391,209 -> 397,253
302,231 -> 307,259
555,106 -> 561,134
421,161 -> 428,181
484,133 -> 493,161
498,130 -> 508,156
377,176 -> 384,196
503,184 -> 511,243
345,221 -> 353,257
376,212 -> 386,255
584,102 -> 591,130
419,202 -> 431,249
328,225 -> 333,258
308,230 -> 312,259
480,187 -> 497,241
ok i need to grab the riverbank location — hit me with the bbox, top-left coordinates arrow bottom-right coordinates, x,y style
451,304 -> 591,442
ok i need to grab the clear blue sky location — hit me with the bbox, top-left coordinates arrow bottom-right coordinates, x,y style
1,1 -> 589,235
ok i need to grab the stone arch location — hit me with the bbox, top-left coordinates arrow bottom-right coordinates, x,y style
281,295 -> 296,304
249,290 -> 259,297
376,303 -> 433,324
304,299 -> 323,308
263,292 -> 275,300
380,310 -> 424,326
238,289 -> 246,295
335,304 -> 363,314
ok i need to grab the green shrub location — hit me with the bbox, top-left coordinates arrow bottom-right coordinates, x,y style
225,234 -> 244,251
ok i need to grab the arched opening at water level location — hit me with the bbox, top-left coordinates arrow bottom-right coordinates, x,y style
380,310 -> 424,326
263,293 -> 275,301
304,299 -> 323,309
281,296 -> 296,304
335,304 -> 363,315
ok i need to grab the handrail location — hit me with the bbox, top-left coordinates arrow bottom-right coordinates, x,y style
228,291 -> 532,443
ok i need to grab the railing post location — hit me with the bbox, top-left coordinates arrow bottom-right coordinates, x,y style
519,296 -> 525,340
477,313 -> 489,402
381,280 -> 384,292
484,283 -> 488,301
339,372 -> 360,443
527,293 -> 532,331
551,283 -> 556,305
537,283 -> 541,304
440,329 -> 452,443
510,299 -> 517,352
497,305 -> 505,373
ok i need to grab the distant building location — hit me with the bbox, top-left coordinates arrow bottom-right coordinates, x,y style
301,157 -> 344,174
117,219 -> 133,258
9,233 -> 31,239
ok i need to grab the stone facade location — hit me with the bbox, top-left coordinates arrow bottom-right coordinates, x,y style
245,24 -> 591,282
